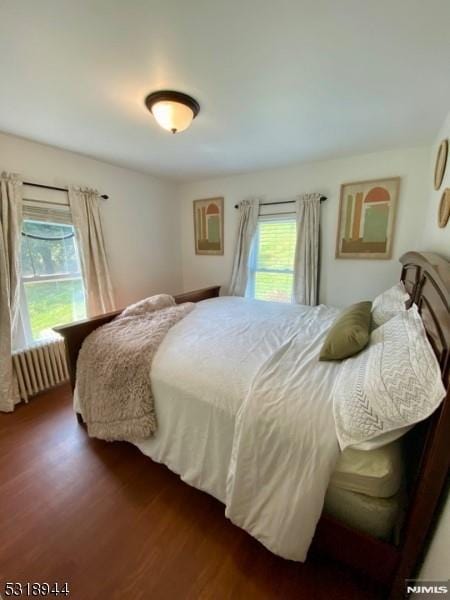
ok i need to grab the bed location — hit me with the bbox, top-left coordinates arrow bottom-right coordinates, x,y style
57,251 -> 450,599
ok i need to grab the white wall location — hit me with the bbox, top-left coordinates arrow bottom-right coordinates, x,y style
418,111 -> 450,581
419,493 -> 450,580
421,111 -> 450,258
178,146 -> 430,307
0,132 -> 181,308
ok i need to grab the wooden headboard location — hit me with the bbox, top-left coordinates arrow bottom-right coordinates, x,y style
392,251 -> 450,596
400,251 -> 450,387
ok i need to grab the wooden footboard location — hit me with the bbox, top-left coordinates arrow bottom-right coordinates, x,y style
55,286 -> 221,390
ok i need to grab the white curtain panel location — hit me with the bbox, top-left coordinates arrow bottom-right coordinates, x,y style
69,187 -> 115,316
293,193 -> 321,306
0,173 -> 23,412
228,198 -> 260,296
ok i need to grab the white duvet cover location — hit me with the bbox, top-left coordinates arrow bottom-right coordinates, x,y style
75,297 -> 342,560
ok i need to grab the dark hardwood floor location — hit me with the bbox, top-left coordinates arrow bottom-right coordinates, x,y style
0,385 -> 383,600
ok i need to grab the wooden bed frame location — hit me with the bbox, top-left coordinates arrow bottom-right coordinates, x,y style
56,252 -> 450,599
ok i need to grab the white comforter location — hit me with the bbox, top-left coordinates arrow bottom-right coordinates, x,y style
75,297 -> 342,560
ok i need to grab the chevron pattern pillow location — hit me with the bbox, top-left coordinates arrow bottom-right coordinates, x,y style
333,305 -> 446,450
372,282 -> 409,328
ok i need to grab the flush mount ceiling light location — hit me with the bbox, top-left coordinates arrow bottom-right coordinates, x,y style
145,90 -> 200,134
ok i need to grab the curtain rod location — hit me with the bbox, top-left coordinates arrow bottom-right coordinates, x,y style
24,181 -> 109,200
233,196 -> 327,209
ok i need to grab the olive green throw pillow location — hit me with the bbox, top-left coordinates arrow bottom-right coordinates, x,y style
319,301 -> 372,361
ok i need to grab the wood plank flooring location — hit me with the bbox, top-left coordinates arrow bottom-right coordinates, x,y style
0,384 -> 383,600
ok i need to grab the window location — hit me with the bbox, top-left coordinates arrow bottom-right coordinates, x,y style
21,219 -> 86,343
246,217 -> 297,303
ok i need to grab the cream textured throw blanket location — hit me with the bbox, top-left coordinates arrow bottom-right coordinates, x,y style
76,294 -> 194,442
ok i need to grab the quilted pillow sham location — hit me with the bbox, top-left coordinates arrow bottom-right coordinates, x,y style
372,281 -> 409,328
333,305 -> 446,451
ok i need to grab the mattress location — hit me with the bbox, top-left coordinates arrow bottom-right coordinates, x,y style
325,440 -> 404,539
330,441 -> 403,498
324,485 -> 404,541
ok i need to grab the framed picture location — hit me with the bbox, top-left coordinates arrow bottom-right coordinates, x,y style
335,177 -> 400,259
193,197 -> 224,255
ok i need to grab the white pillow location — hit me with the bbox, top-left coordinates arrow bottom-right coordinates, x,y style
351,424 -> 412,451
372,282 -> 409,328
333,305 -> 446,451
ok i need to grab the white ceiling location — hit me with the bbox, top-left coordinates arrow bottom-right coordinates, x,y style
1,0 -> 449,181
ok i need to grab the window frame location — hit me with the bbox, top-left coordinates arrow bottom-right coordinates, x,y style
246,214 -> 297,303
20,217 -> 86,345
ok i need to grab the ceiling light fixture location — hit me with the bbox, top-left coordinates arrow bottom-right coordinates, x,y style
145,90 -> 200,134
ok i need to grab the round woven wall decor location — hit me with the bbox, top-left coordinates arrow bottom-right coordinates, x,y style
434,139 -> 448,190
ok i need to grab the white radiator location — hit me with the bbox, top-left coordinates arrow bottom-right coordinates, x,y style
12,339 -> 69,402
